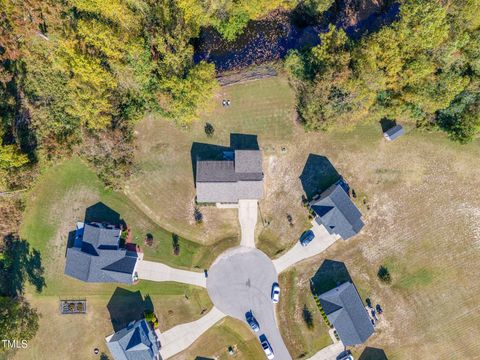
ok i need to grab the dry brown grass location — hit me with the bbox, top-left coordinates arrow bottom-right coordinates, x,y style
169,317 -> 265,360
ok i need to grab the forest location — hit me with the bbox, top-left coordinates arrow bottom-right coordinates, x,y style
1,0 -> 479,191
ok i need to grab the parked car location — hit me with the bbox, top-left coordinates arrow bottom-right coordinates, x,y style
245,310 -> 260,332
271,283 -> 280,303
299,230 -> 315,246
259,334 -> 274,359
337,350 -> 354,360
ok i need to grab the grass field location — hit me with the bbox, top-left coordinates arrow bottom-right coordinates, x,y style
129,73 -> 480,359
15,158 -> 213,360
169,317 -> 265,360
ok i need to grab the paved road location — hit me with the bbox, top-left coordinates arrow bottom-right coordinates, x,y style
273,221 -> 338,273
158,306 -> 226,359
136,260 -> 207,288
207,246 -> 292,360
238,199 -> 258,248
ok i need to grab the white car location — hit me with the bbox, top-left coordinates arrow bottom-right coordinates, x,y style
271,283 -> 280,303
260,334 -> 274,359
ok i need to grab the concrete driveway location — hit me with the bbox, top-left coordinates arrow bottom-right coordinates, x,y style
306,341 -> 345,360
158,306 -> 226,359
207,246 -> 292,360
238,199 -> 258,248
273,221 -> 338,273
136,260 -> 207,288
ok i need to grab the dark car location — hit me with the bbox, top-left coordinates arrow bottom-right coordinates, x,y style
259,334 -> 274,359
245,310 -> 260,332
299,230 -> 315,247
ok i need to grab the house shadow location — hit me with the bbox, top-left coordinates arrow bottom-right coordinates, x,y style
195,357 -> 215,360
299,154 -> 341,201
190,133 -> 259,185
310,259 -> 352,295
379,118 -> 397,133
107,288 -> 152,332
358,347 -> 389,360
65,230 -> 77,256
84,202 -> 125,228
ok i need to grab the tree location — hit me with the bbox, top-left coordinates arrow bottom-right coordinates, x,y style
377,265 -> 392,284
0,145 -> 29,170
0,297 -> 39,345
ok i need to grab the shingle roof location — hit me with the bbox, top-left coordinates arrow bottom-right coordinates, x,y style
107,319 -> 161,360
64,223 -> 137,283
384,124 -> 404,140
318,282 -> 374,346
310,184 -> 364,240
196,150 -> 263,203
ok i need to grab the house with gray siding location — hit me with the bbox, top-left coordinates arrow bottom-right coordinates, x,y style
196,149 -> 264,204
317,282 -> 374,346
64,222 -> 139,283
310,183 -> 364,240
106,319 -> 161,360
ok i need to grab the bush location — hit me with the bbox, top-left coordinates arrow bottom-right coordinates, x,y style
377,265 -> 392,284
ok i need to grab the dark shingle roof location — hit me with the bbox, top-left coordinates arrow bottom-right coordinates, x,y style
310,184 -> 364,240
107,319 -> 161,360
64,223 -> 137,284
318,282 -> 374,346
196,150 -> 263,203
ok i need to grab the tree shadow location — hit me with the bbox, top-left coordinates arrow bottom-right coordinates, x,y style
358,347 -> 389,360
195,357 -> 215,360
0,234 -> 46,297
84,202 -> 125,228
107,288 -> 153,332
190,133 -> 259,185
379,118 -> 397,133
299,154 -> 341,201
310,259 -> 352,295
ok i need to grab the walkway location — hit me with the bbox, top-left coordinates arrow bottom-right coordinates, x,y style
158,306 -> 226,359
273,221 -> 338,273
238,199 -> 258,248
136,260 -> 207,288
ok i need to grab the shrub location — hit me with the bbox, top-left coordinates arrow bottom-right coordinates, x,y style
378,265 -> 392,284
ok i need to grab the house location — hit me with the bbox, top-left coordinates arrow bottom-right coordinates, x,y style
383,124 -> 404,141
196,149 -> 264,204
64,222 -> 140,283
106,319 -> 161,360
317,282 -> 374,346
310,183 -> 364,240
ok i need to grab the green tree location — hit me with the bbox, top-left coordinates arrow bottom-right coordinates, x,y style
0,297 -> 39,345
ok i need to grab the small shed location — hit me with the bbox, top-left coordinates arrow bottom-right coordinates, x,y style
383,124 -> 404,141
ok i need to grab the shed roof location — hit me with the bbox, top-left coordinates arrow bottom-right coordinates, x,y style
318,282 -> 374,346
384,124 -> 404,140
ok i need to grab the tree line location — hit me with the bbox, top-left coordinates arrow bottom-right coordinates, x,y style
285,0 -> 480,143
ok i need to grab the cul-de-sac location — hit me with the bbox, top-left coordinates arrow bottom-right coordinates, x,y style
1,1 -> 480,360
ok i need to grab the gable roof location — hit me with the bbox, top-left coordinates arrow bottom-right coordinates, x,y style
318,282 -> 374,346
64,223 -> 137,283
310,184 -> 364,240
384,124 -> 404,140
196,149 -> 263,203
107,319 -> 160,360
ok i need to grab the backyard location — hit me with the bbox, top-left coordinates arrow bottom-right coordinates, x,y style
13,72 -> 480,360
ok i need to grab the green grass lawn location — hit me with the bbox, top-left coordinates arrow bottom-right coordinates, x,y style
16,157 -> 213,360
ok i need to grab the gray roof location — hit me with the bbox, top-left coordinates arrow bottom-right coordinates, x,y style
310,184 -> 364,240
384,124 -> 404,140
107,319 -> 161,360
64,223 -> 138,283
318,282 -> 374,346
196,150 -> 263,203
